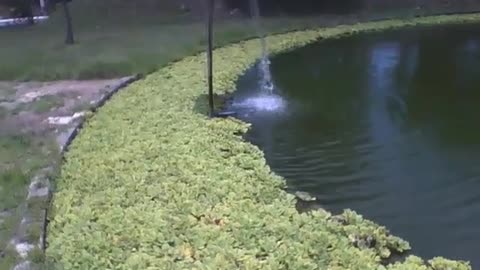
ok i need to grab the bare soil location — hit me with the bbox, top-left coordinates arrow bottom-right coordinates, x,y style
0,79 -> 123,136
0,77 -> 130,267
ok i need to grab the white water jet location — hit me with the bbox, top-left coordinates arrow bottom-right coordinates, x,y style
230,0 -> 284,115
249,0 -> 275,94
233,93 -> 286,112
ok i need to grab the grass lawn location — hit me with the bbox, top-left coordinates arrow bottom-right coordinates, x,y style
0,1 -> 378,81
0,134 -> 55,263
1,1 -> 480,81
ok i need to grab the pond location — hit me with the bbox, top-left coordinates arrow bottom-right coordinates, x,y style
232,23 -> 480,267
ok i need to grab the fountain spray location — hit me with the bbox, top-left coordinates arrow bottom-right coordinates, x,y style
249,0 -> 274,94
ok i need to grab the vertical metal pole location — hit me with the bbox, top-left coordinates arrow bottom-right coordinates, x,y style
207,0 -> 215,116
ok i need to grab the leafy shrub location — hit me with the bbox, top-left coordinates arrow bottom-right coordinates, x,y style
47,14 -> 480,269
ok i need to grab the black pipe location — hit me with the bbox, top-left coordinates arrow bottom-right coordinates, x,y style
207,0 -> 215,116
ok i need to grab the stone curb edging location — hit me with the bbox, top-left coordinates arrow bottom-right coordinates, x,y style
56,75 -> 142,153
10,75 -> 141,270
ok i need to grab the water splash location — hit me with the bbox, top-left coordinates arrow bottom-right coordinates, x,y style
259,57 -> 274,94
249,0 -> 275,94
233,93 -> 286,112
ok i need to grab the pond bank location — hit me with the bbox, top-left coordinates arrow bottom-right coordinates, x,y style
232,21 -> 480,267
45,14 -> 480,269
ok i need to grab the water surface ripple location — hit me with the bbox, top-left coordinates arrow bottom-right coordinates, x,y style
232,24 -> 480,267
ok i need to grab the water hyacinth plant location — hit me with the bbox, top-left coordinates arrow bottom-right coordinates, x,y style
46,14 -> 480,269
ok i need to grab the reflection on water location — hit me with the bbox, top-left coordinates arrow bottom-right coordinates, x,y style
232,24 -> 480,267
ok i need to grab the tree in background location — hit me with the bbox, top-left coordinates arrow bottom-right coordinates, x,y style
52,0 -> 74,44
223,0 -> 362,15
1,0 -> 35,23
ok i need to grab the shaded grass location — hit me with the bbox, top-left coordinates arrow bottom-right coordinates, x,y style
0,21 -> 315,81
0,107 -> 7,119
0,135 -> 50,173
28,247 -> 45,264
25,223 -> 43,245
11,95 -> 64,115
12,95 -> 65,114
0,85 -> 17,103
0,244 -> 19,270
31,95 -> 64,113
0,168 -> 29,211
0,137 -> 38,255
0,0 -> 360,81
0,135 -> 58,266
0,168 -> 28,263
3,1 -> 479,81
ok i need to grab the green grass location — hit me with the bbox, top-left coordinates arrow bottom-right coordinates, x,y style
0,168 -> 28,262
0,135 -> 57,268
1,1 -> 480,81
1,1 -> 478,81
0,245 -> 20,270
0,168 -> 29,211
32,95 -> 64,113
0,14 -> 331,81
12,94 -> 65,114
25,223 -> 43,244
28,247 -> 45,264
0,0 -> 387,81
0,85 -> 16,103
0,136 -> 37,255
0,136 -> 33,260
0,107 -> 7,119
0,135 -> 52,173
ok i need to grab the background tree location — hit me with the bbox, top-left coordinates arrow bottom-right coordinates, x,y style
52,0 -> 74,44
1,0 -> 35,24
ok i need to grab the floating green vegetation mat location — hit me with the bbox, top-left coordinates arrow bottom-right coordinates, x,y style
47,14 -> 480,269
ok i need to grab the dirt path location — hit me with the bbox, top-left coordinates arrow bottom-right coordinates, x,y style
0,77 -> 136,268
0,79 -> 124,135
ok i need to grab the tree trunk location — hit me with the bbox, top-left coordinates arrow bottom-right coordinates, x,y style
39,0 -> 46,15
19,0 -> 34,25
62,0 -> 74,45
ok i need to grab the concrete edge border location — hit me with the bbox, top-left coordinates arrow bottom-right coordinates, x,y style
10,74 -> 141,270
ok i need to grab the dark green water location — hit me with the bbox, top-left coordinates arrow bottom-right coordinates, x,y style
233,24 -> 480,267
